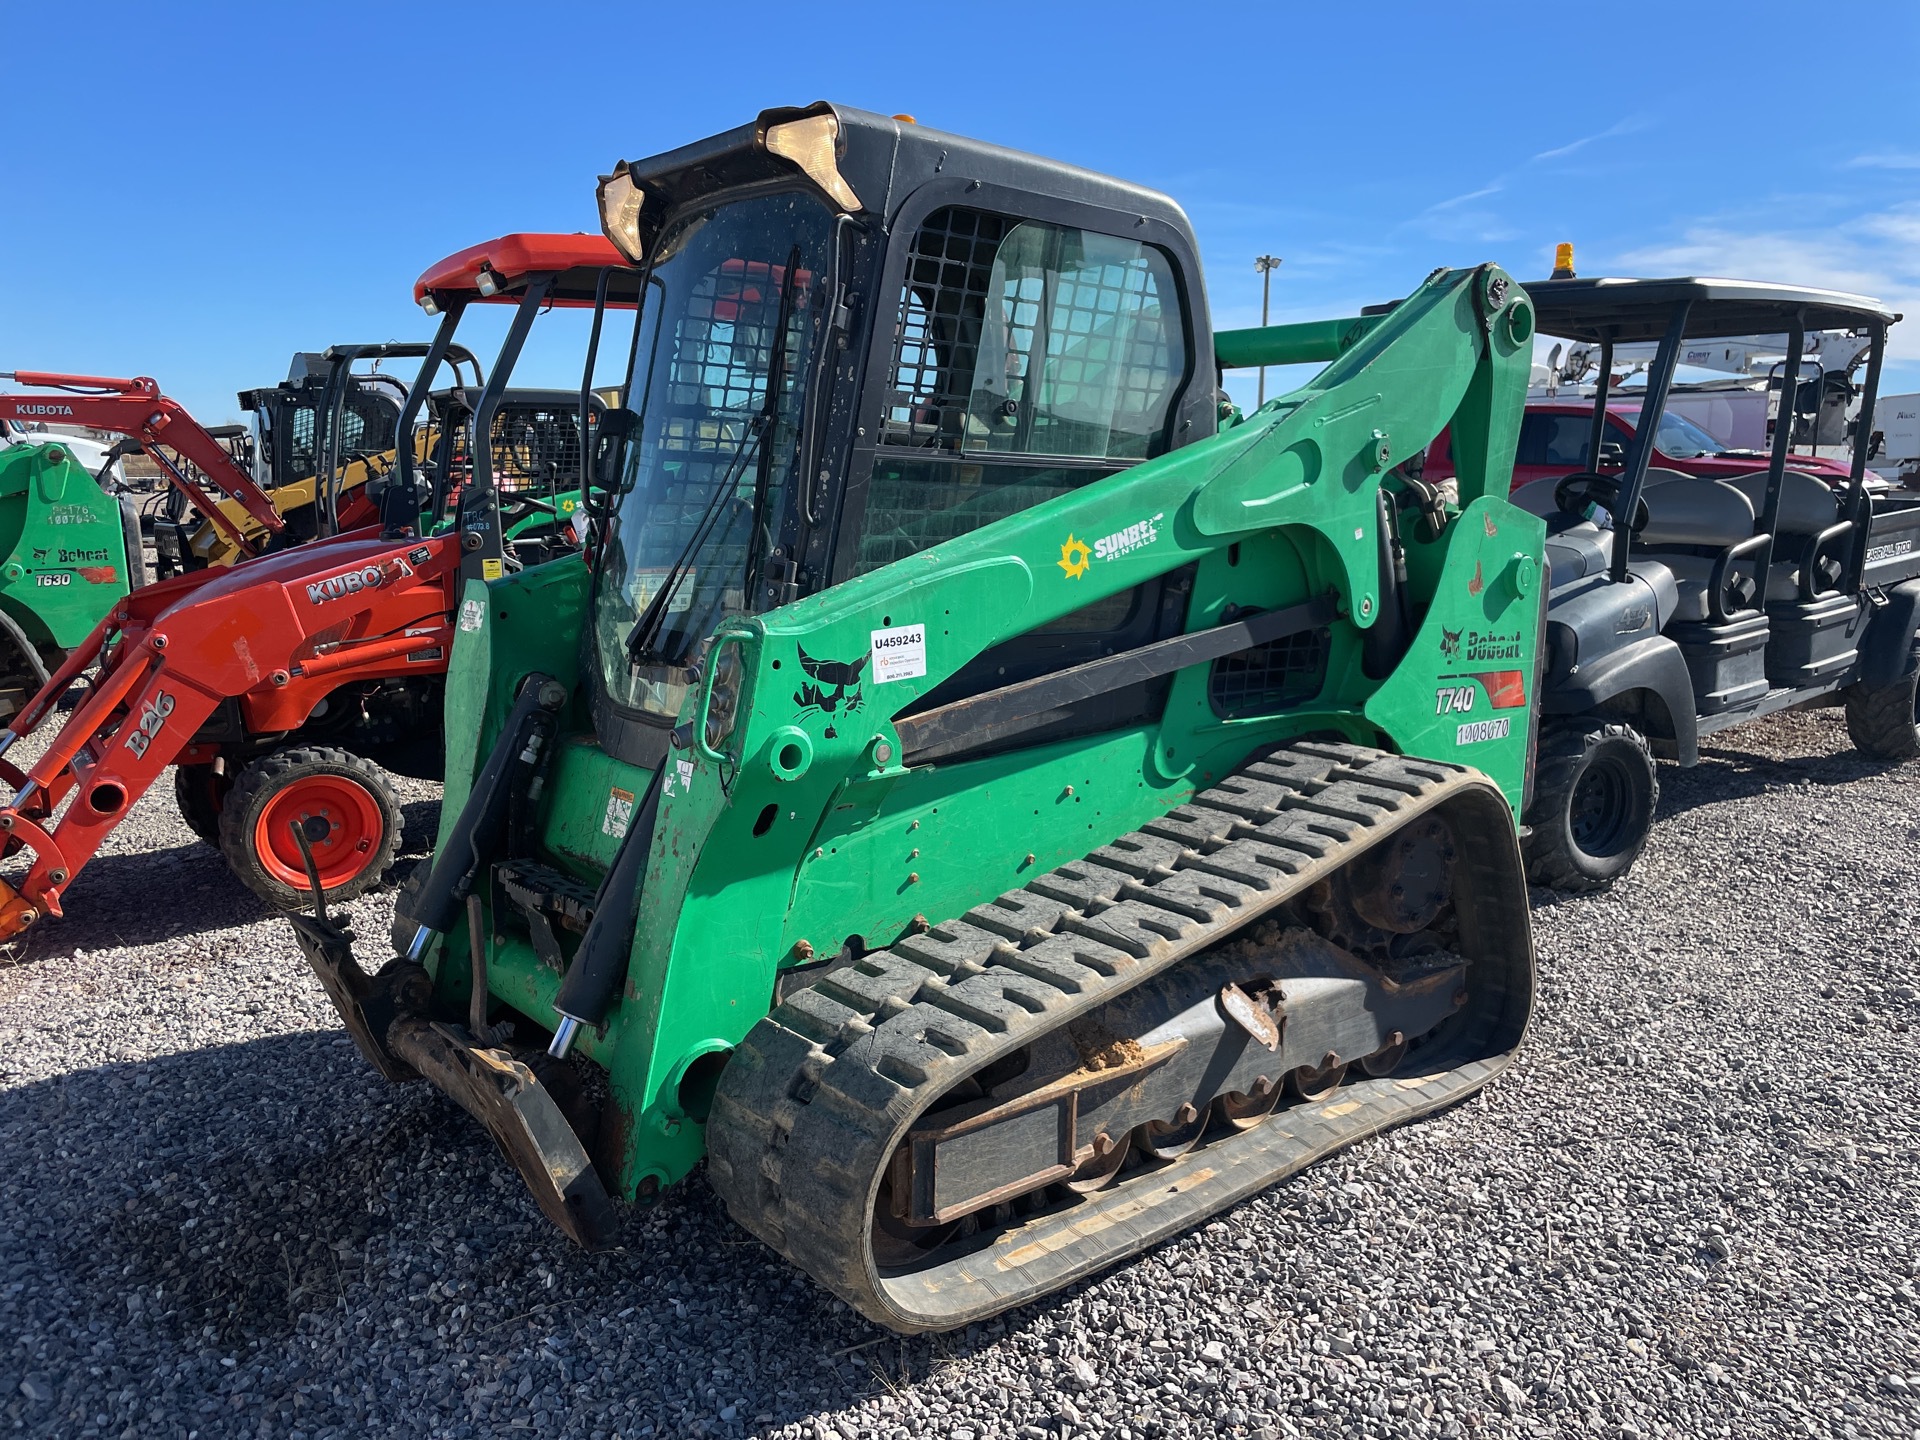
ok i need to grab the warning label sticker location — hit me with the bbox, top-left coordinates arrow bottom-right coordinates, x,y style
870,623 -> 927,684
603,787 -> 635,838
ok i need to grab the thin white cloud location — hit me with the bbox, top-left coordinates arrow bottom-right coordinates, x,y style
1617,205 -> 1920,361
1412,115 -> 1645,243
1419,184 -> 1503,217
1847,152 -> 1920,170
1531,116 -> 1647,165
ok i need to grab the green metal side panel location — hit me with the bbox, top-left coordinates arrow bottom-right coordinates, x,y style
433,554 -> 590,853
0,443 -> 133,650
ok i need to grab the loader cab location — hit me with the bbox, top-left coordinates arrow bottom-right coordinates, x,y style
1514,277 -> 1918,890
247,353 -> 410,493
582,103 -> 1214,766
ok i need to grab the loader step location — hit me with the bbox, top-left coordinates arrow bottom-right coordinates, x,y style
706,741 -> 1534,1333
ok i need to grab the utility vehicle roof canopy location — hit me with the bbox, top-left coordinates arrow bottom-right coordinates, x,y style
1526,277 -> 1899,342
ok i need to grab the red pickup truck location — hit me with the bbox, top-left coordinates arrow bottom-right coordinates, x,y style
1423,400 -> 1849,490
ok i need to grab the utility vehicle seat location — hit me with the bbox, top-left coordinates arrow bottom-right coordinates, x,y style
1507,475 -> 1613,584
1723,471 -> 1844,601
1636,476 -> 1757,623
1544,525 -> 1609,584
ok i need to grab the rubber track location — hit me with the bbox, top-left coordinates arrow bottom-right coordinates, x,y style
707,740 -> 1534,1333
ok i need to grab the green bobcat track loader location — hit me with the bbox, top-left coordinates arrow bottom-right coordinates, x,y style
292,104 -> 1545,1332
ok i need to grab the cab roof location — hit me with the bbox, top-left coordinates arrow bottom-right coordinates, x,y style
414,233 -> 642,307
613,102 -> 1195,246
1526,276 -> 1899,343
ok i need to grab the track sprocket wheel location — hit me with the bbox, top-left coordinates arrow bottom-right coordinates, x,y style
218,745 -> 401,910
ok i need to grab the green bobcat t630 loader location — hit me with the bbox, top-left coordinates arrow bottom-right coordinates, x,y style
292,104 -> 1546,1332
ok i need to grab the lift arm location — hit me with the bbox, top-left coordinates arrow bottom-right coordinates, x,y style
0,372 -> 287,557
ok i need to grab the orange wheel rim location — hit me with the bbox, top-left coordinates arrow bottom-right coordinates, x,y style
252,774 -> 384,890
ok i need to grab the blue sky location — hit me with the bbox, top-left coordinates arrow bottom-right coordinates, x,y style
4,1 -> 1916,423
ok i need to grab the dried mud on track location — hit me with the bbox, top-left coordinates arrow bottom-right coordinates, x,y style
0,709 -> 1915,1440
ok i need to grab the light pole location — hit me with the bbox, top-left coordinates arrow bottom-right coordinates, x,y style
1254,255 -> 1283,405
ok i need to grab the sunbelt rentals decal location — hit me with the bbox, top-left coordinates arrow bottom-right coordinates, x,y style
1058,513 -> 1164,579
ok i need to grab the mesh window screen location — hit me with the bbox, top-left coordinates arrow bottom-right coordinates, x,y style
1208,622 -> 1331,719
881,209 -> 1184,461
884,209 -> 1008,449
288,404 -> 318,481
490,403 -> 583,497
635,255 -> 808,577
344,392 -> 399,455
855,458 -> 1093,576
857,208 -> 1189,587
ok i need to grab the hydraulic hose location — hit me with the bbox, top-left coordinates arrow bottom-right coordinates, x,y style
548,765 -> 663,1057
1362,489 -> 1411,679
400,671 -> 566,959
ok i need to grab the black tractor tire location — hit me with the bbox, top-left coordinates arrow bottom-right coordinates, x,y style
1522,722 -> 1659,892
218,745 -> 402,911
0,609 -> 51,724
117,496 -> 150,589
1843,666 -> 1920,761
173,763 -> 231,845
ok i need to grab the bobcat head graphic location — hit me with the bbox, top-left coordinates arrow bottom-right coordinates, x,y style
1439,626 -> 1463,662
793,645 -> 870,717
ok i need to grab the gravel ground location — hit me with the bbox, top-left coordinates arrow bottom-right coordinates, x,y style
0,707 -> 1915,1440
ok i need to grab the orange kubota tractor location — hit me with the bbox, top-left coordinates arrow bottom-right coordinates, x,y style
0,233 -> 639,936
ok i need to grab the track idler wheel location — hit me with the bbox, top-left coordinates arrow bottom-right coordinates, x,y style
1065,1129 -> 1130,1192
1358,1030 -> 1408,1078
1289,1057 -> 1348,1102
869,1158 -> 958,1271
1216,1075 -> 1282,1131
1135,1104 -> 1208,1161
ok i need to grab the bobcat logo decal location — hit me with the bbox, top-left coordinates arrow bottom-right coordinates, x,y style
1439,626 -> 1463,662
794,645 -> 869,717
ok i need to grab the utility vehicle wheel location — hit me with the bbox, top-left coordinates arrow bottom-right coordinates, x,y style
218,746 -> 401,910
1522,722 -> 1658,892
173,764 -> 230,845
1843,664 -> 1920,761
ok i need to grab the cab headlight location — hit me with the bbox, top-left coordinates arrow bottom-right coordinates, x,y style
704,645 -> 743,752
763,112 -> 861,212
596,163 -> 646,266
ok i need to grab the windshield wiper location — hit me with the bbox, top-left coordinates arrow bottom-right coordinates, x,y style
624,249 -> 803,669
742,246 -> 803,604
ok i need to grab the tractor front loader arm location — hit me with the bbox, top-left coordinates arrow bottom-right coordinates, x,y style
0,533 -> 461,938
0,373 -> 287,557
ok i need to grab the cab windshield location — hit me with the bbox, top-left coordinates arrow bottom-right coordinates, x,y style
591,189 -> 834,720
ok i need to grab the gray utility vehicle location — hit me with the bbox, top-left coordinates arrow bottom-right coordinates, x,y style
1515,278 -> 1916,889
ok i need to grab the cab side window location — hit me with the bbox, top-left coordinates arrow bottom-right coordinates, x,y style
854,207 -> 1189,579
